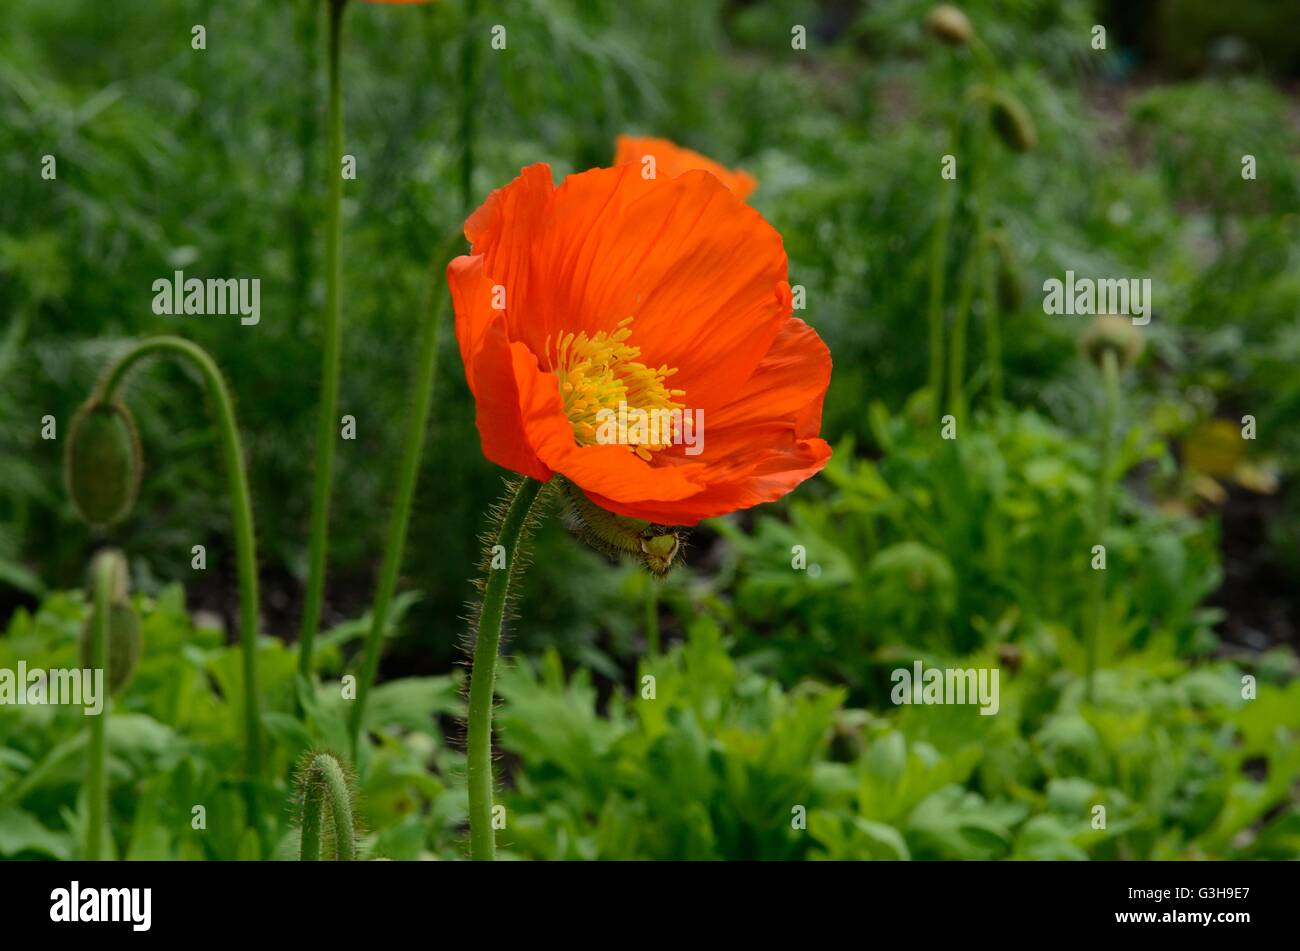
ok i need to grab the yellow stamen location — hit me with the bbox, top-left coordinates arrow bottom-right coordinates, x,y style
547,317 -> 684,458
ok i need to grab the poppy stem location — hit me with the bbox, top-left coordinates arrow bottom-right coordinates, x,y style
980,232 -> 1003,408
348,235 -> 461,759
298,0 -> 348,688
946,244 -> 979,422
1085,349 -> 1120,703
97,337 -> 264,803
947,114 -> 992,422
645,577 -> 660,657
84,551 -> 117,860
927,150 -> 956,414
460,0 -> 480,213
466,476 -> 546,860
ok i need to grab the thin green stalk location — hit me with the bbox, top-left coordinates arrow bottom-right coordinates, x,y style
976,194 -> 1005,576
291,0 -> 320,338
466,477 -> 545,860
946,240 -> 980,422
1085,349 -> 1120,702
947,122 -> 992,422
926,56 -> 966,415
460,0 -> 480,213
348,238 -> 460,758
99,337 -> 262,778
927,171 -> 956,412
84,552 -> 114,861
979,243 -> 1002,409
298,752 -> 355,861
644,579 -> 660,657
298,0 -> 348,684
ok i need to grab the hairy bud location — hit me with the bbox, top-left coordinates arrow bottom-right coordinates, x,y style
986,230 -> 1024,313
924,5 -> 974,47
81,549 -> 140,693
559,479 -> 685,576
66,399 -> 142,528
989,91 -> 1037,153
1081,315 -> 1144,371
81,602 -> 142,693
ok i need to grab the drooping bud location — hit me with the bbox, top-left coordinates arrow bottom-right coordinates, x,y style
80,602 -> 142,693
985,230 -> 1024,313
640,532 -> 682,576
989,91 -> 1037,152
559,478 -> 685,577
66,399 -> 142,528
924,5 -> 974,47
1081,315 -> 1145,371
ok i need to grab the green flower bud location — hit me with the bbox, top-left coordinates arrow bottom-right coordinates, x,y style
1081,315 -> 1145,371
989,91 -> 1037,153
986,230 -> 1024,313
924,5 -> 974,47
66,399 -> 142,528
81,601 -> 142,694
559,478 -> 685,576
640,532 -> 683,577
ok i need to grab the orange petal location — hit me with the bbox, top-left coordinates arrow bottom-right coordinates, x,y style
614,134 -> 758,200
503,164 -> 789,414
447,254 -> 498,397
585,318 -> 833,524
502,343 -> 709,505
703,317 -> 831,440
466,316 -> 552,482
585,438 -> 832,525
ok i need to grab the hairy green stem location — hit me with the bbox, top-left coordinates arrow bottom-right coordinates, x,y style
298,0 -> 348,684
466,477 -> 545,860
99,336 -> 262,778
299,752 -> 355,861
84,552 -> 115,861
1085,349 -> 1120,702
348,238 -> 460,758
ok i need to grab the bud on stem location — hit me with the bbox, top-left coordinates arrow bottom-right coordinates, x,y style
925,5 -> 975,47
66,399 -> 142,528
559,478 -> 685,576
989,90 -> 1037,152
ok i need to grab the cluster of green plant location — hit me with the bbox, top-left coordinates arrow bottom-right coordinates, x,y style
3,0 -> 1297,647
5,400 -> 1295,860
715,403 -> 1222,691
2,0 -> 1298,861
495,595 -> 1300,861
0,585 -> 468,859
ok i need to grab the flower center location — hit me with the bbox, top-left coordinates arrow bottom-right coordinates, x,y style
548,317 -> 685,461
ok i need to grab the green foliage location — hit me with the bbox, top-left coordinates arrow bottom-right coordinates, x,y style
0,589 -> 467,860
489,594 -> 1297,860
1,0 -> 1298,861
496,617 -> 844,860
716,406 -> 1222,695
1131,78 -> 1300,216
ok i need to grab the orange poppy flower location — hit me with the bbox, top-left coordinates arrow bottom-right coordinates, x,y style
614,134 -> 758,201
447,163 -> 831,526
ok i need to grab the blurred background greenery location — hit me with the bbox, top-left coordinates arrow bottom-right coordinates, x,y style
1,0 -> 1298,860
